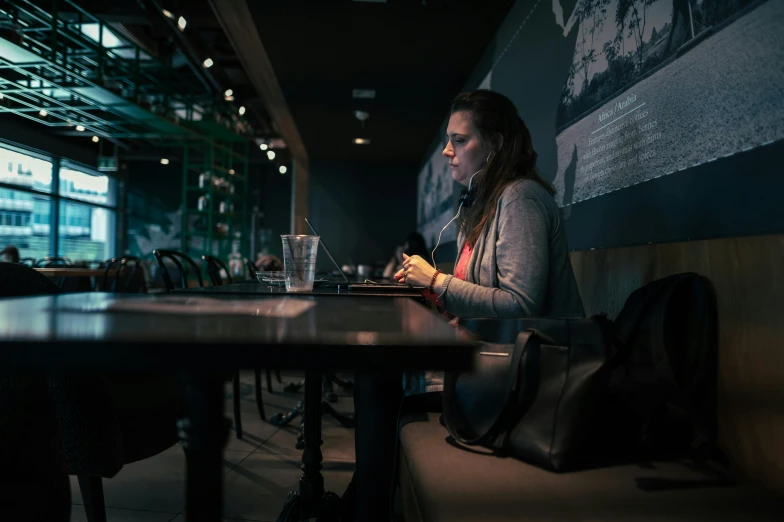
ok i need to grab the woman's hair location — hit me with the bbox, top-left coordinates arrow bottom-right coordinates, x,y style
451,90 -> 555,248
404,232 -> 428,259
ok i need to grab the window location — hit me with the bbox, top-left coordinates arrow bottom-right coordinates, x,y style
0,142 -> 118,263
59,168 -> 113,205
0,186 -> 49,261
0,146 -> 52,192
58,200 -> 115,260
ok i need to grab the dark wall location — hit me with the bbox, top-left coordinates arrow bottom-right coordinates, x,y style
416,0 -> 784,259
307,161 -> 418,272
255,163 -> 292,260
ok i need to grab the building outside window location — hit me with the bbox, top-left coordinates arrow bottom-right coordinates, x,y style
58,166 -> 116,261
0,142 -> 118,263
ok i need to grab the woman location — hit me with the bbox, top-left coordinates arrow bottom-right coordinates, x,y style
351,90 -> 585,521
381,232 -> 428,278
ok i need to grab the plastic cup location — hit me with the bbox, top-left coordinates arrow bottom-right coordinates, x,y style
281,235 -> 319,292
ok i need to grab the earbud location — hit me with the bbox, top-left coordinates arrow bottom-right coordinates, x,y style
430,148 -> 497,265
431,168 -> 482,266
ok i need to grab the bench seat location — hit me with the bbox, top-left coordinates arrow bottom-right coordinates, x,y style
398,412 -> 784,522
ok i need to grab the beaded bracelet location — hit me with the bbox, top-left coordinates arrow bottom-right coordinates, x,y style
429,269 -> 443,293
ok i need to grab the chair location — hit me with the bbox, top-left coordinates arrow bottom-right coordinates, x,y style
19,257 -> 36,267
35,256 -> 72,267
101,256 -> 147,293
153,249 -> 266,436
202,254 -> 233,286
49,372 -> 185,522
246,258 -> 257,278
0,260 -> 62,297
0,264 -> 70,519
152,249 -> 204,291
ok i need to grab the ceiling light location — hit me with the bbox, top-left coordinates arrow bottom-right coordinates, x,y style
202,58 -> 213,68
160,158 -> 169,165
224,95 -> 234,101
352,89 -> 376,99
260,143 -> 268,151
0,93 -> 4,99
279,166 -> 287,174
224,89 -> 233,97
239,106 -> 246,115
92,136 -> 99,143
39,109 -> 47,117
177,16 -> 187,31
229,169 -> 235,175
162,9 -> 174,19
354,138 -> 370,145
267,150 -> 276,160
75,125 -> 85,132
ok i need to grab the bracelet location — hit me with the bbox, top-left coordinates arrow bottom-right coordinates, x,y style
429,269 -> 443,293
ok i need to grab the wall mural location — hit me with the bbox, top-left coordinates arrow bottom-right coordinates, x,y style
417,0 -> 784,254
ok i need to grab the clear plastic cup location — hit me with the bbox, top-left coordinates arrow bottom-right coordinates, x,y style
281,235 -> 319,292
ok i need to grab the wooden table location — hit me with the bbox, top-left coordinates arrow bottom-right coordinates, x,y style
34,267 -> 116,278
174,281 -> 425,299
0,292 -> 474,521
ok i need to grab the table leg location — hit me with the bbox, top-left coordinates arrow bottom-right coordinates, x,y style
277,371 -> 341,522
353,371 -> 403,522
178,372 -> 230,522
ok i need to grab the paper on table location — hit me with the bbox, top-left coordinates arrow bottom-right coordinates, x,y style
55,296 -> 316,319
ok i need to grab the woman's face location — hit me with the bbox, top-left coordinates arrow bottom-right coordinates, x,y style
443,110 -> 488,187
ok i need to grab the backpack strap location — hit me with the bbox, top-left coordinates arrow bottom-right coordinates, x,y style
443,330 -> 534,445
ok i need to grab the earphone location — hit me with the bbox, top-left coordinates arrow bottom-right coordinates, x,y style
429,149 -> 494,266
430,167 -> 481,267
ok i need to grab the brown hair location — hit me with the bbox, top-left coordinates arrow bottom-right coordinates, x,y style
451,90 -> 555,248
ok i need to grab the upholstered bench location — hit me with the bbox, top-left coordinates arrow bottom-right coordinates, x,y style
398,412 -> 784,522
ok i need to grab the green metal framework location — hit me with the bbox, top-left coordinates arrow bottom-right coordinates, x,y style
0,0 -> 254,261
180,140 -> 249,260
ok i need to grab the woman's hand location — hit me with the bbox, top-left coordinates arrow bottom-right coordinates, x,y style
394,253 -> 436,287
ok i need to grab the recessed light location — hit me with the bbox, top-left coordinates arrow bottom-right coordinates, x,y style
354,138 -> 370,145
92,136 -> 99,142
239,106 -> 246,115
260,143 -> 268,151
160,158 -> 169,165
267,151 -> 276,160
162,9 -> 174,19
75,125 -> 85,132
0,93 -> 4,99
352,89 -> 376,99
229,169 -> 235,175
39,109 -> 47,117
224,89 -> 233,97
279,166 -> 287,174
202,58 -> 213,68
177,16 -> 187,31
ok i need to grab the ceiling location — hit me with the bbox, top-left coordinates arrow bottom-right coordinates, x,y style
247,0 -> 516,168
4,0 -> 280,159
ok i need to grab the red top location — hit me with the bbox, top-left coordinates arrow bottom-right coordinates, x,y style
422,242 -> 473,306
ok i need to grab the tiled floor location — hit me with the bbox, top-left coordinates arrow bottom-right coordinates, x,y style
69,371 -> 356,522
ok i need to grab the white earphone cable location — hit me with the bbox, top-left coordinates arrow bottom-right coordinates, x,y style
430,168 -> 481,267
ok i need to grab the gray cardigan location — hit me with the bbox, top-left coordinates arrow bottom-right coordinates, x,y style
441,178 -> 585,318
404,178 -> 585,395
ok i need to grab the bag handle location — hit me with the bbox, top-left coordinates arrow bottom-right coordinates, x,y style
443,329 -> 536,445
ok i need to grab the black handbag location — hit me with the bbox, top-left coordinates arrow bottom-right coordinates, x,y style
442,317 -> 611,471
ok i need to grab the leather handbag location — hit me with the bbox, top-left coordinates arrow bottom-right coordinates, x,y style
442,317 -> 611,471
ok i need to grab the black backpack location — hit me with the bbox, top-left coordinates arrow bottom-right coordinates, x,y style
597,272 -> 721,462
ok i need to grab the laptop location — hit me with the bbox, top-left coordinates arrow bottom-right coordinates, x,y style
305,218 -> 425,291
